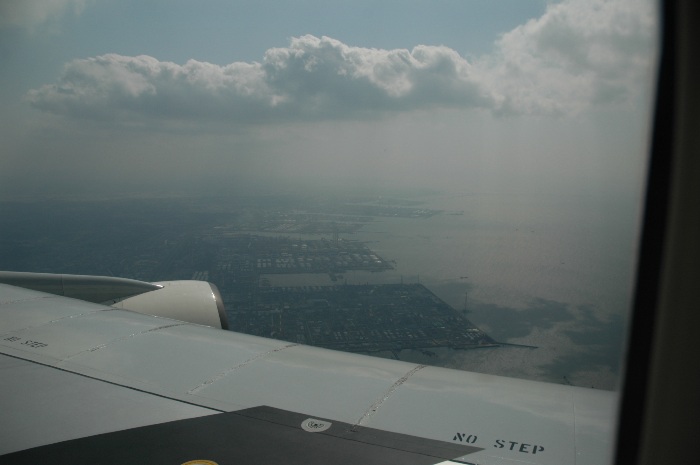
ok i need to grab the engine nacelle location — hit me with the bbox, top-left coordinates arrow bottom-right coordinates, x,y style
0,271 -> 229,330
112,280 -> 229,329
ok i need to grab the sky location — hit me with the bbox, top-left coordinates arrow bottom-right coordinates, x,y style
0,0 -> 658,198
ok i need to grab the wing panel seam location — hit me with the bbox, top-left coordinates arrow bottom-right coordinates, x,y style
0,307 -> 115,339
61,323 -> 188,361
0,295 -> 56,307
0,351 -> 226,413
187,343 -> 298,394
352,364 -> 426,429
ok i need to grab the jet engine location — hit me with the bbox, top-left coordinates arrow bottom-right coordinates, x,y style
0,271 -> 229,329
111,280 -> 228,329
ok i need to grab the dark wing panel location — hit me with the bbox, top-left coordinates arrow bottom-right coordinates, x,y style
3,406 -> 481,465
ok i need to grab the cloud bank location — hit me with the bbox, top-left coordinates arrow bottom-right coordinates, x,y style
26,0 -> 656,123
484,0 -> 657,114
27,36 -> 492,123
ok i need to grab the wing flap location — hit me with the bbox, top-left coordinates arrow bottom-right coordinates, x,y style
2,406 -> 481,465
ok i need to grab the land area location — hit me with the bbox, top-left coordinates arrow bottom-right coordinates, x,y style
235,283 -> 495,353
0,194 -> 496,359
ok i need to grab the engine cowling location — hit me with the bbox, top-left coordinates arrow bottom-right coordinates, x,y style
112,280 -> 229,329
0,271 -> 229,330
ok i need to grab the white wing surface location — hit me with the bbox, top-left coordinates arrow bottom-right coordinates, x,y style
0,282 -> 616,464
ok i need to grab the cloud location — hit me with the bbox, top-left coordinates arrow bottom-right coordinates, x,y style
26,0 -> 657,123
0,0 -> 89,30
261,36 -> 492,116
27,35 -> 492,123
27,54 -> 278,122
482,0 -> 657,115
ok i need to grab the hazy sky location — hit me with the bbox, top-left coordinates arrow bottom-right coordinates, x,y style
0,0 -> 658,198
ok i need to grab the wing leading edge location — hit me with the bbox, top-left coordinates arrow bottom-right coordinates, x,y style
0,283 -> 616,464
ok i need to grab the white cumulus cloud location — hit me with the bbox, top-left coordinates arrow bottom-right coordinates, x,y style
261,35 -> 492,115
26,0 -> 657,123
28,54 -> 277,121
27,35 -> 492,122
481,0 -> 657,115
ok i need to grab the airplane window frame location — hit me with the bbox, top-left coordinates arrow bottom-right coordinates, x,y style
615,1 -> 700,464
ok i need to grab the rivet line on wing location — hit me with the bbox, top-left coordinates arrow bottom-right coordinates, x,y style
0,305 -> 113,338
187,343 -> 298,395
47,307 -> 117,324
0,295 -> 55,307
62,323 -> 187,360
352,364 -> 426,431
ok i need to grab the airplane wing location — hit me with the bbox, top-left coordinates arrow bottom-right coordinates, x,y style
0,280 -> 616,465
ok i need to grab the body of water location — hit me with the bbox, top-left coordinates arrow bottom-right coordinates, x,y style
333,192 -> 640,389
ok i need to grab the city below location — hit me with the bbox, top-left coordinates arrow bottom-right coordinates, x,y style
232,283 -> 496,354
1,195 -> 501,361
